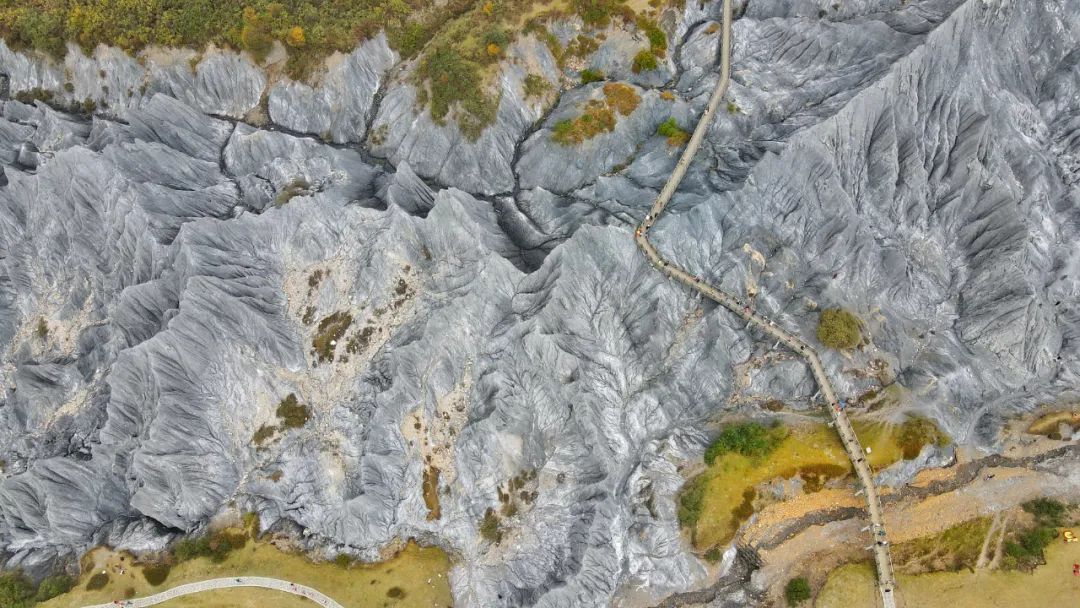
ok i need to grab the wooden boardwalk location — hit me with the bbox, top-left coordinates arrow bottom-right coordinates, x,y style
634,0 -> 897,605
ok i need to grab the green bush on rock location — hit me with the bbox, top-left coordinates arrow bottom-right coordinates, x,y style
816,308 -> 862,349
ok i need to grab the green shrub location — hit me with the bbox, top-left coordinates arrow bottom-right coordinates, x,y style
637,18 -> 666,55
784,577 -> 811,606
252,424 -> 277,446
1022,498 -> 1066,526
173,536 -> 209,562
13,87 -> 54,105
565,34 -> 599,59
85,572 -> 109,590
242,511 -> 261,537
386,586 -> 406,598
240,6 -> 274,63
816,308 -> 862,349
173,530 -> 248,564
1002,498 -> 1070,570
523,74 -> 550,99
479,508 -> 502,543
677,475 -> 707,527
572,0 -> 622,28
551,100 -> 615,145
312,311 -> 353,362
656,117 -> 688,147
580,68 -> 605,84
704,421 -> 786,464
631,49 -> 658,73
703,546 -> 723,563
1004,526 -> 1057,564
141,563 -> 171,586
33,574 -> 73,602
0,572 -> 36,608
276,393 -> 311,429
416,44 -> 499,141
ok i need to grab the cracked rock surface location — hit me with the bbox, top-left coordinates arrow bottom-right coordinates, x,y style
1,0 -> 1080,605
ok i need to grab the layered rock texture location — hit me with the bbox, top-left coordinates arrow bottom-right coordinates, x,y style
1,0 -> 1079,606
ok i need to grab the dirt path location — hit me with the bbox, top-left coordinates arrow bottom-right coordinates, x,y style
973,511 -> 1000,570
986,511 -> 1010,571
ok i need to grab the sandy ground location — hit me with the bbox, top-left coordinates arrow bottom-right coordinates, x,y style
816,539 -> 1080,608
749,438 -> 1079,606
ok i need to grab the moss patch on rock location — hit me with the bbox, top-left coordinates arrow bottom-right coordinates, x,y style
816,308 -> 862,350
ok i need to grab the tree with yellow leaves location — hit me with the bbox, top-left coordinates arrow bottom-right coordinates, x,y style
286,26 -> 305,47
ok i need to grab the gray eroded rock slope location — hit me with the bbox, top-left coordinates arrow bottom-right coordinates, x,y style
1,0 -> 1079,605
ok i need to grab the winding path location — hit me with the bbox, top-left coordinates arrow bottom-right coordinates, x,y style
80,576 -> 344,608
636,1 -> 898,606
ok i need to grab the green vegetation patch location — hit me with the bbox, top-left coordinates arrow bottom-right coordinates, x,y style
656,117 -> 688,147
84,573 -> 109,591
33,575 -> 74,603
572,0 -> 632,28
637,17 -> 666,55
276,393 -> 310,428
1002,498 -> 1070,571
553,101 -> 614,144
816,308 -> 862,350
580,67 -> 605,84
386,586 -> 406,599
415,43 -> 499,141
0,572 -> 36,608
140,562 -> 172,586
677,474 -> 707,528
893,516 -> 992,573
252,394 -> 309,446
552,82 -> 640,145
523,73 -> 550,99
313,311 -> 352,362
2,0 -> 684,136
681,420 -> 915,549
631,49 -> 658,73
13,87 -> 54,105
252,424 -> 277,446
704,421 -> 787,464
565,34 -> 599,60
703,546 -> 723,563
784,577 -> 811,606
0,0 -> 475,79
0,574 -> 70,604
630,17 -> 665,73
173,529 -> 249,564
479,507 -> 502,543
